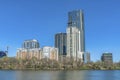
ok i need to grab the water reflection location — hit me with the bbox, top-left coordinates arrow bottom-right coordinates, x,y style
52,71 -> 86,80
15,70 -> 87,80
0,70 -> 120,80
85,70 -> 120,80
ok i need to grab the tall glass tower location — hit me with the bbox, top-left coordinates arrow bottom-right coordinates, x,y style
67,10 -> 85,61
55,33 -> 67,55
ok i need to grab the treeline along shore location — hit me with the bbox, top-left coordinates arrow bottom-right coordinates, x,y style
0,57 -> 120,70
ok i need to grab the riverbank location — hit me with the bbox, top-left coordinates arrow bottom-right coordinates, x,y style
0,57 -> 120,71
0,66 -> 120,71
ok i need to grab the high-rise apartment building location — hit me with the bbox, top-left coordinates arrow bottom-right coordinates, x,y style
55,33 -> 67,55
22,39 -> 40,49
67,10 -> 85,61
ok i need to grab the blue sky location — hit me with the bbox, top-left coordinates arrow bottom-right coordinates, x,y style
0,0 -> 120,62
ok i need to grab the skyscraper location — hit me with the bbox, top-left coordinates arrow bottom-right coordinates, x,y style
67,10 -> 85,61
55,33 -> 67,55
22,39 -> 40,49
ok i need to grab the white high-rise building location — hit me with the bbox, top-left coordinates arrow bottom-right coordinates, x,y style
67,10 -> 85,61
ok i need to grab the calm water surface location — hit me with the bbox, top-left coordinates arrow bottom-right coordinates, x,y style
0,70 -> 120,80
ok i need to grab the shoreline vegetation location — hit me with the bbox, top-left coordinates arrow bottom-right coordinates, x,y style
0,57 -> 120,70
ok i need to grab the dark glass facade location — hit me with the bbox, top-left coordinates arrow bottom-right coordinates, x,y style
68,10 -> 84,31
55,33 -> 67,55
0,51 -> 7,58
101,53 -> 113,65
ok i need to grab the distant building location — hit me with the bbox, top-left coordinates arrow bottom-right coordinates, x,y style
42,46 -> 58,61
22,39 -> 40,49
17,47 -> 58,61
16,48 -> 42,60
17,39 -> 41,60
67,10 -> 85,61
84,52 -> 90,63
101,52 -> 113,65
16,40 -> 58,61
55,33 -> 67,56
0,51 -> 7,58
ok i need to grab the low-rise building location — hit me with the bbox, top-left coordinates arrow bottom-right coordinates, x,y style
42,46 -> 58,61
101,52 -> 113,65
16,46 -> 58,61
17,39 -> 58,61
84,52 -> 90,63
16,48 -> 42,60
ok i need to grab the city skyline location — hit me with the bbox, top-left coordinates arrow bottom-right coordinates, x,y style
0,0 -> 120,62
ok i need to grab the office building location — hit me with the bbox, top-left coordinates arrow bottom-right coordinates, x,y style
55,33 -> 67,55
22,39 -> 40,49
101,52 -> 113,65
67,10 -> 85,61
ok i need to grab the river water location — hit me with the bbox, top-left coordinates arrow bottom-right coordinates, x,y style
0,70 -> 120,80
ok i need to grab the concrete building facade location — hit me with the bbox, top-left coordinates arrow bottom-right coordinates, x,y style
67,10 -> 85,61
16,48 -> 42,60
16,40 -> 58,61
42,46 -> 58,61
